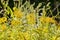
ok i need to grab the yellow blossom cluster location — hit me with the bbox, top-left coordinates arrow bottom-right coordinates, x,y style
40,17 -> 56,24
0,17 -> 7,24
26,13 -> 36,25
13,7 -> 23,18
43,27 -> 49,33
0,0 -> 60,40
1,24 -> 7,31
11,19 -> 22,26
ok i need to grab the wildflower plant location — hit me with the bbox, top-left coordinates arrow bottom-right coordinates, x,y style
0,0 -> 60,40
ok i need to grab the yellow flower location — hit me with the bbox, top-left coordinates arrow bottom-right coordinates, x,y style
39,17 -> 45,23
43,27 -> 48,33
46,17 -> 56,23
11,20 -> 22,26
26,13 -> 35,25
40,17 -> 56,24
1,17 -> 7,22
13,7 -> 23,18
0,17 -> 7,24
1,24 -> 7,31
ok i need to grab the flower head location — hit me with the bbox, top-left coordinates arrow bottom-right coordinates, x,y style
0,17 -> 7,24
26,13 -> 36,25
11,19 -> 22,26
13,7 -> 23,18
40,17 -> 56,24
1,24 -> 7,31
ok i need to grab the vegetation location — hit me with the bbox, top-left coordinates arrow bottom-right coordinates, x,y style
0,0 -> 60,40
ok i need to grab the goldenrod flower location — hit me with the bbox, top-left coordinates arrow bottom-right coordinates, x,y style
1,24 -> 7,31
1,17 -> 7,22
13,7 -> 23,18
26,13 -> 35,25
0,17 -> 7,24
39,17 -> 45,23
46,17 -> 56,23
43,27 -> 48,33
11,20 -> 22,26
40,17 -> 56,24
